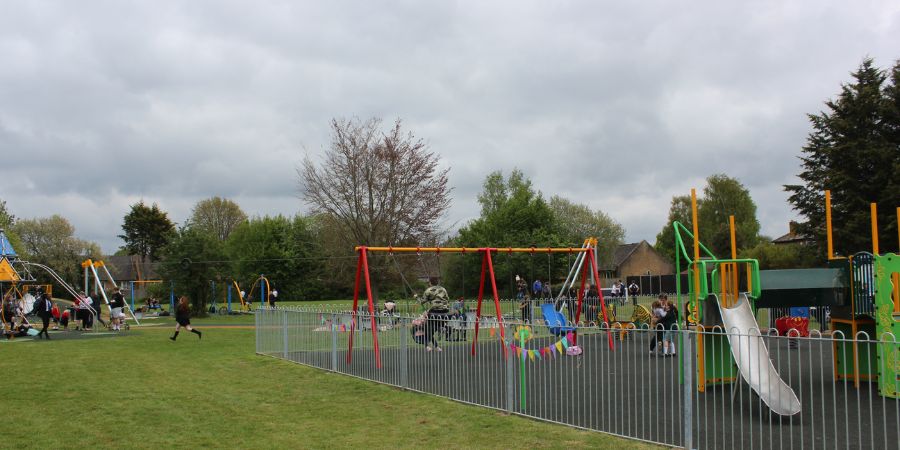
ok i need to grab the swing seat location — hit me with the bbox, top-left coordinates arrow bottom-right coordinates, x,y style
541,304 -> 575,337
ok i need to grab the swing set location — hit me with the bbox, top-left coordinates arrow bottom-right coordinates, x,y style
231,275 -> 272,311
347,244 -> 614,368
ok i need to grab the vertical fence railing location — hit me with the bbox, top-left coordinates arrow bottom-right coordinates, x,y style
256,306 -> 899,449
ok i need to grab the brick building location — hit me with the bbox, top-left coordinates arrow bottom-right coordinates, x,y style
600,240 -> 674,279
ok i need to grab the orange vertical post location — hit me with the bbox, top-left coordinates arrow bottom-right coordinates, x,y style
730,215 -> 739,305
871,203 -> 879,255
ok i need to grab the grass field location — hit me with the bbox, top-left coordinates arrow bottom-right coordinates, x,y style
3,323 -> 661,449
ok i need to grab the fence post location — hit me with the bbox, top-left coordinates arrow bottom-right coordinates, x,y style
505,327 -> 515,413
400,316 -> 408,388
682,329 -> 694,450
282,310 -> 289,360
255,308 -> 260,354
331,313 -> 338,372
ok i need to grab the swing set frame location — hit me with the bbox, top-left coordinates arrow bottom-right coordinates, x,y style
347,245 -> 614,368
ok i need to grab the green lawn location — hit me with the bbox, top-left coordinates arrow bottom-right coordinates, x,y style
3,326 -> 661,449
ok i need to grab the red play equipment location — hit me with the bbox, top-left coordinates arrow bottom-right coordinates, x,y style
347,245 -> 614,368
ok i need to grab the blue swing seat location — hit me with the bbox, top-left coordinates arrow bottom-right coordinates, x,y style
541,303 -> 575,337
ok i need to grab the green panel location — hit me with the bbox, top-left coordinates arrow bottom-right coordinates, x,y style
832,321 -> 878,378
873,253 -> 900,398
701,333 -> 737,385
757,269 -> 850,308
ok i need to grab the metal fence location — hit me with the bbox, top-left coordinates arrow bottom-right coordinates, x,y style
256,307 -> 899,449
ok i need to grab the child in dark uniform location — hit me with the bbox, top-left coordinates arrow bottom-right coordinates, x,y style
170,296 -> 202,341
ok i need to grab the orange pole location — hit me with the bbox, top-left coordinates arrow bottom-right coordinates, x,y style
730,215 -> 739,306
825,190 -> 834,259
871,203 -> 879,255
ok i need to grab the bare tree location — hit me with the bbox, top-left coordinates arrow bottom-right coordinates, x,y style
300,117 -> 451,249
189,197 -> 248,241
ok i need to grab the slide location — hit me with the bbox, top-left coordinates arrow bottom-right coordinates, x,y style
716,293 -> 802,416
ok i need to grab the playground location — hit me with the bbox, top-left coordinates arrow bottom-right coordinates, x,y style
3,187 -> 899,449
255,188 -> 900,449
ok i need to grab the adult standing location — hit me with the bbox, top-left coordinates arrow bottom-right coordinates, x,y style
628,281 -> 640,306
34,292 -> 53,339
170,296 -> 202,341
78,291 -> 93,331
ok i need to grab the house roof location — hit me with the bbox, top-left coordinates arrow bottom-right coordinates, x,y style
598,241 -> 646,270
773,221 -> 813,245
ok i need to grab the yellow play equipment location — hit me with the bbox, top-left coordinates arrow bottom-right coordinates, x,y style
232,275 -> 272,311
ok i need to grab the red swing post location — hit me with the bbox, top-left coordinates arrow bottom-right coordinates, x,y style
587,249 -> 614,350
347,246 -> 382,368
471,248 -> 508,358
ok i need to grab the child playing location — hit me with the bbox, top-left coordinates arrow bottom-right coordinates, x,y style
660,296 -> 679,357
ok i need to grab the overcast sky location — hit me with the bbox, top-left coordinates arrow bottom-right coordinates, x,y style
1,1 -> 898,253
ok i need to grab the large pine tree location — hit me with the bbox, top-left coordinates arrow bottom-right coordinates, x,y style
785,58 -> 900,257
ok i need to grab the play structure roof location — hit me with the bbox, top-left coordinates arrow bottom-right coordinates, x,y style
0,229 -> 17,258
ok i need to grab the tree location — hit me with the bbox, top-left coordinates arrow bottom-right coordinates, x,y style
158,227 -> 226,315
548,196 -> 625,266
0,199 -> 14,230
654,195 -> 692,263
0,198 -> 22,253
119,201 -> 175,260
739,240 -> 819,270
449,169 -> 563,297
189,197 -> 247,241
226,215 -> 325,301
300,117 -> 451,301
300,117 -> 451,248
698,174 -> 761,257
12,215 -> 103,286
785,58 -> 900,256
654,175 -> 760,261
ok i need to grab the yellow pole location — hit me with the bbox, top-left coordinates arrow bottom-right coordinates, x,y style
871,203 -> 879,255
825,190 -> 834,259
691,189 -> 705,391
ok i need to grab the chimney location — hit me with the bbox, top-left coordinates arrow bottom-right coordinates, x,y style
788,221 -> 799,235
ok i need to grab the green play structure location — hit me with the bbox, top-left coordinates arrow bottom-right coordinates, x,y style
874,252 -> 900,398
672,189 -> 900,407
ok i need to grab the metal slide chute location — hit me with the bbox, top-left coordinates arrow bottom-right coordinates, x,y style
716,293 -> 802,416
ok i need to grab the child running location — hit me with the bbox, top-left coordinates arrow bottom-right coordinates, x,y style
170,296 -> 202,341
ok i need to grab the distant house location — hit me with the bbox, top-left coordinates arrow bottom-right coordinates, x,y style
599,240 -> 675,280
98,255 -> 163,302
773,221 -> 814,246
